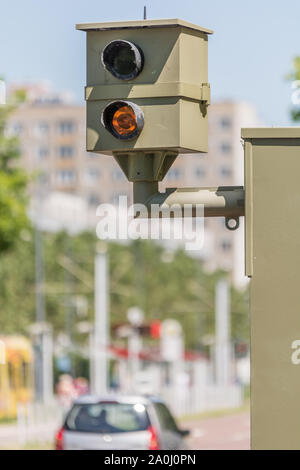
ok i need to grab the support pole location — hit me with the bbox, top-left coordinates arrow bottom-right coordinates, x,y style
133,181 -> 158,206
34,227 -> 46,402
42,325 -> 54,403
128,330 -> 142,388
214,279 -> 231,387
89,328 -> 95,393
29,323 -> 53,404
93,245 -> 109,395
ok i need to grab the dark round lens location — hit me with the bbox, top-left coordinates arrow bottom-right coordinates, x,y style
101,40 -> 144,80
112,44 -> 135,75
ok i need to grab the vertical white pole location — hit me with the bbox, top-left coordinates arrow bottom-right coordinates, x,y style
34,226 -> 46,402
93,246 -> 109,395
42,326 -> 53,403
128,331 -> 142,389
215,279 -> 231,386
89,328 -> 95,394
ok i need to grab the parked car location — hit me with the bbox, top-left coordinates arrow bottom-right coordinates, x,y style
55,394 -> 190,450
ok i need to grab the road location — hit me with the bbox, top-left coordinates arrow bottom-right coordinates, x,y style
0,410 -> 250,450
185,411 -> 250,450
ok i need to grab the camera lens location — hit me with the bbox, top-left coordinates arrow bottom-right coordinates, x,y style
101,40 -> 144,80
112,106 -> 137,136
101,101 -> 144,140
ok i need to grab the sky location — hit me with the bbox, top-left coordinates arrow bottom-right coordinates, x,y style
0,0 -> 300,125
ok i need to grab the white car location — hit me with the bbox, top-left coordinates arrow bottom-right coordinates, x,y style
55,394 -> 189,450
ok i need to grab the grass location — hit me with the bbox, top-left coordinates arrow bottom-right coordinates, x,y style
0,417 -> 17,425
179,399 -> 250,423
0,441 -> 53,450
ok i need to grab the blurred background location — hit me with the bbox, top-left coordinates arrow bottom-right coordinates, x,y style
0,0 -> 300,450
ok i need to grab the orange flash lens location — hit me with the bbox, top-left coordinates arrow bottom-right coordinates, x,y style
112,106 -> 137,135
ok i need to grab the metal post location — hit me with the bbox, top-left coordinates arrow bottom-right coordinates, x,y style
135,186 -> 245,220
30,323 -> 53,404
127,307 -> 144,389
42,325 -> 53,404
93,246 -> 109,395
34,226 -> 46,402
214,279 -> 231,387
89,327 -> 95,393
35,228 -> 46,323
128,330 -> 142,386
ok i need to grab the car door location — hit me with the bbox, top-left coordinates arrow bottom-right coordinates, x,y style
151,402 -> 185,450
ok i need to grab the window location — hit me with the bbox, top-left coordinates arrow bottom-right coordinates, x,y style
112,169 -> 125,181
86,168 -> 100,184
111,192 -> 129,205
36,121 -> 49,136
58,121 -> 75,134
65,403 -> 150,434
166,168 -> 182,180
11,122 -> 23,136
37,172 -> 48,185
220,167 -> 232,178
37,147 -> 49,160
88,194 -> 100,207
8,363 -> 15,389
221,240 -> 232,252
56,170 -> 76,184
220,117 -> 232,129
21,361 -> 28,388
194,167 -> 206,179
220,142 -> 232,154
58,146 -> 74,158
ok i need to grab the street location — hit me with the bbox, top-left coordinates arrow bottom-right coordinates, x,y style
0,410 -> 250,450
185,412 -> 250,450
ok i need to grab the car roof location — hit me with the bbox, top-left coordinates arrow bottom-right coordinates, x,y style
73,394 -> 165,406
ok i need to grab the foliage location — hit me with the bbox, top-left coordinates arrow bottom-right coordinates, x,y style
0,87 -> 29,252
286,57 -> 300,122
285,57 -> 300,82
0,231 -> 249,350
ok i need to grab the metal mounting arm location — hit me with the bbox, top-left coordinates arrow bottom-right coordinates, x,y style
133,184 -> 245,231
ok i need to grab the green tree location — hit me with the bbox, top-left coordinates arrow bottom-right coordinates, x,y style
0,230 -> 249,350
286,57 -> 300,121
0,87 -> 29,252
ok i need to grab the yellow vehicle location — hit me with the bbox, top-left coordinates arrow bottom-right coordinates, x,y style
0,336 -> 34,419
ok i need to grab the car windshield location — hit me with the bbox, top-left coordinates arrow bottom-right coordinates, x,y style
65,402 -> 150,434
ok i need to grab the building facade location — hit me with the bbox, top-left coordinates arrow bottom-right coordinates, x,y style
161,101 -> 261,286
8,88 -> 261,286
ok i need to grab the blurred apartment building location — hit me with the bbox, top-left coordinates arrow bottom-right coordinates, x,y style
8,84 -> 261,286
